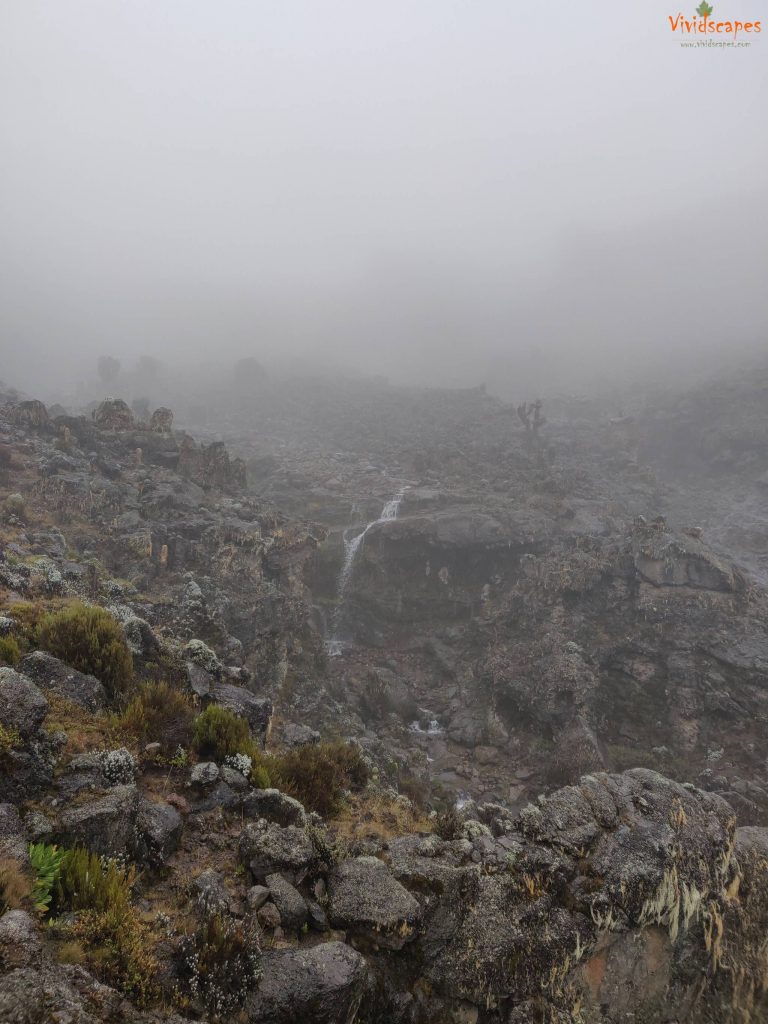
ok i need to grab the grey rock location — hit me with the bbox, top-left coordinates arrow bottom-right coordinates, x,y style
190,762 -> 219,787
246,885 -> 271,912
328,856 -> 422,949
0,669 -> 48,738
17,652 -> 106,712
136,798 -> 183,868
265,873 -> 308,931
238,820 -> 315,883
0,912 -> 42,971
191,869 -> 230,914
245,941 -> 368,1024
241,788 -> 307,827
55,784 -> 139,857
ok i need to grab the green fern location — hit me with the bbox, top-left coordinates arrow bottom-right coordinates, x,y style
28,843 -> 65,913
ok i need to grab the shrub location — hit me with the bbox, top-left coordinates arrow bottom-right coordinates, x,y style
192,705 -> 253,761
177,913 -> 261,1019
1,493 -> 26,523
250,763 -> 271,789
54,846 -> 135,917
0,722 -> 21,757
115,681 -> 194,755
38,603 -> 133,700
53,846 -> 158,1005
272,741 -> 370,817
28,842 -> 66,913
434,807 -> 463,841
0,636 -> 21,666
70,907 -> 159,1006
0,857 -> 32,914
99,748 -> 138,785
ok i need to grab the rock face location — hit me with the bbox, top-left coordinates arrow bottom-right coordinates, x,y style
244,942 -> 369,1024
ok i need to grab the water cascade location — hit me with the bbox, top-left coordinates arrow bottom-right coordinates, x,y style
326,488 -> 406,655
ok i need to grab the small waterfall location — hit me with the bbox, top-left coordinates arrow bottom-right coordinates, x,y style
326,488 -> 406,656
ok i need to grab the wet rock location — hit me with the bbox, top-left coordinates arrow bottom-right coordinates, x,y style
55,784 -> 139,857
238,820 -> 315,883
93,398 -> 134,430
17,652 -> 106,712
265,874 -> 308,931
0,669 -> 48,739
246,885 -> 271,912
136,798 -> 183,869
241,788 -> 307,827
7,401 -> 50,432
191,869 -> 230,915
327,856 -> 421,949
149,407 -> 174,433
245,941 -> 369,1024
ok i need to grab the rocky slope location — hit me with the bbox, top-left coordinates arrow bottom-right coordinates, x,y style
1,382 -> 768,1023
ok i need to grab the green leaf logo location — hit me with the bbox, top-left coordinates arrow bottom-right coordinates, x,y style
696,1 -> 713,15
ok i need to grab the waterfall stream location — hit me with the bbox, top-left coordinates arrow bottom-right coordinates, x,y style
326,488 -> 406,656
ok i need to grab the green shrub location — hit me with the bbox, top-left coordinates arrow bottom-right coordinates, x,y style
177,913 -> 261,1018
0,723 -> 21,757
54,847 -> 135,917
114,681 -> 194,755
272,741 -> 370,817
250,763 -> 271,789
28,842 -> 65,913
70,907 -> 159,1006
53,847 -> 158,1005
0,636 -> 21,666
192,705 -> 253,761
1,492 -> 26,522
38,603 -> 133,700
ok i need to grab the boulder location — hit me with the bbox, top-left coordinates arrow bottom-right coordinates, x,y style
0,669 -> 48,739
191,869 -> 230,915
7,401 -> 49,432
245,941 -> 368,1024
55,784 -> 139,857
238,821 -> 315,884
17,653 -> 106,712
327,856 -> 422,949
265,874 -> 308,931
136,798 -> 183,868
149,407 -> 174,433
93,398 -> 134,430
241,789 -> 306,827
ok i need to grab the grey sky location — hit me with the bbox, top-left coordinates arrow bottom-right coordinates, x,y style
1,0 -> 766,394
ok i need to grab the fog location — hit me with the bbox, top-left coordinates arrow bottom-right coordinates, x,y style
1,0 -> 766,400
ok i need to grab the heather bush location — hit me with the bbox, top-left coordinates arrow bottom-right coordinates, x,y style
192,705 -> 253,761
115,681 -> 194,755
38,602 -> 133,700
177,913 -> 261,1018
